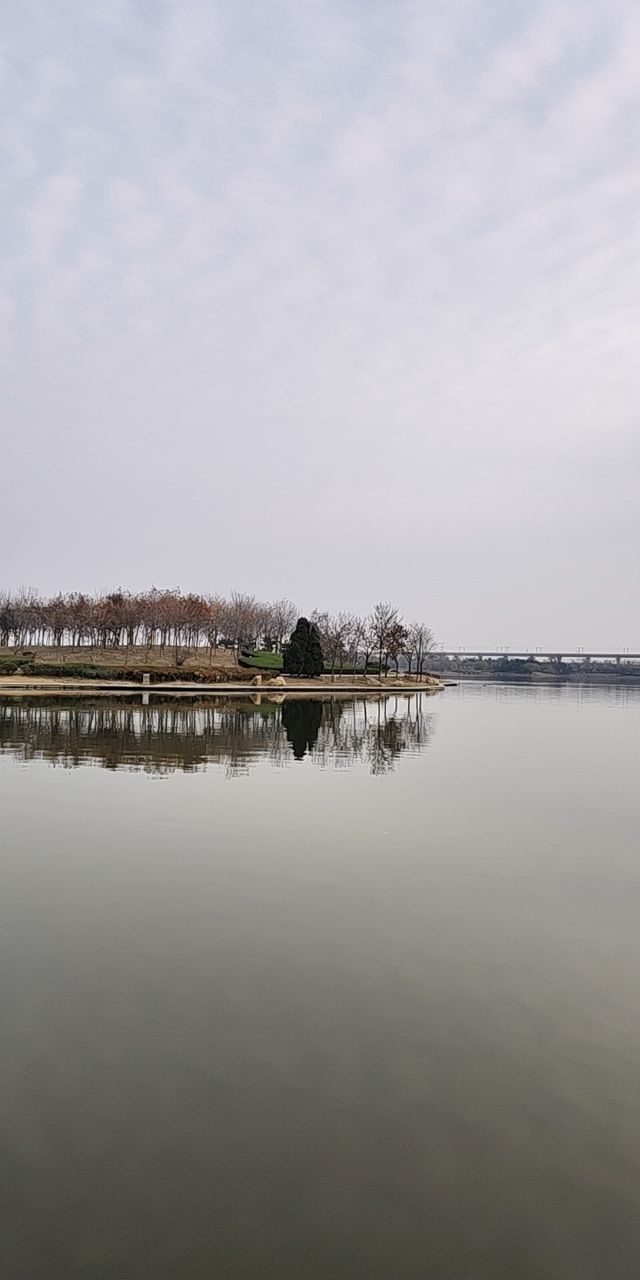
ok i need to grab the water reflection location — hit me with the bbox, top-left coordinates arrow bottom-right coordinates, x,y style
0,694 -> 437,776
281,698 -> 324,760
3,685 -> 640,1279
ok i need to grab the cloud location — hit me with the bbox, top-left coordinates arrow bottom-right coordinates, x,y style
25,174 -> 83,276
1,0 -> 639,644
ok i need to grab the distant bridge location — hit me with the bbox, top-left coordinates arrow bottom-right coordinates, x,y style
433,650 -> 640,664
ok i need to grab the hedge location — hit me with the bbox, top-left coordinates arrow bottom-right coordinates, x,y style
322,663 -> 382,675
0,661 -> 251,684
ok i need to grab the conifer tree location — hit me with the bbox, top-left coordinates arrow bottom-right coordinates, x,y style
283,617 -> 324,676
283,617 -> 308,675
305,621 -> 324,676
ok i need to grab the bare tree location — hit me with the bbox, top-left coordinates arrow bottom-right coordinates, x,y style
322,612 -> 353,679
385,620 -> 409,677
228,591 -> 262,656
368,602 -> 400,677
408,621 -> 436,681
204,596 -> 228,659
347,615 -> 368,677
269,598 -> 298,652
402,627 -> 416,677
360,619 -> 378,675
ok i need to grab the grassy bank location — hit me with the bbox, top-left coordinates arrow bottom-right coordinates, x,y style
0,645 -> 244,684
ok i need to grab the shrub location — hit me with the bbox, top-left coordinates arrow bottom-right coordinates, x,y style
322,662 -> 380,675
0,659 -> 33,674
0,660 -> 255,685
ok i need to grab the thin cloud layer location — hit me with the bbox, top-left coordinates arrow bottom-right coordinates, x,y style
1,0 -> 638,646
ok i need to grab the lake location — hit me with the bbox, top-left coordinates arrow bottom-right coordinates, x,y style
2,684 -> 640,1279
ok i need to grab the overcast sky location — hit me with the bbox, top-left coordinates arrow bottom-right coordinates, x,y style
2,0 -> 638,648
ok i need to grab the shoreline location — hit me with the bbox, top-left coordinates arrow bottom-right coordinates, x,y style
0,676 -> 445,699
437,671 -> 640,687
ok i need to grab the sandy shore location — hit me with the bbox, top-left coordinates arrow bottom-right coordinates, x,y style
0,675 -> 444,698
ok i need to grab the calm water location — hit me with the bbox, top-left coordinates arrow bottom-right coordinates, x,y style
2,685 -> 640,1279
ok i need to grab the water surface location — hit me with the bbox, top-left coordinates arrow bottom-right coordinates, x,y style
2,685 -> 640,1278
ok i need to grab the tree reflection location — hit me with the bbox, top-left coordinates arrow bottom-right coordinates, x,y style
281,700 -> 324,760
0,693 -> 437,776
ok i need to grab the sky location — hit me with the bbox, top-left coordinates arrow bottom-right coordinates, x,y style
1,0 -> 638,649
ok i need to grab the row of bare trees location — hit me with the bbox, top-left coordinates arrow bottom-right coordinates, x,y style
311,603 -> 435,678
0,589 -> 435,675
0,588 -> 298,658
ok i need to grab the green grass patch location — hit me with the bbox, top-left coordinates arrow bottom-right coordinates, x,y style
238,649 -> 284,671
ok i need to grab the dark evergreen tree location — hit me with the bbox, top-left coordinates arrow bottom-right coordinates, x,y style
305,621 -> 324,676
283,617 -> 308,674
283,617 -> 324,677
